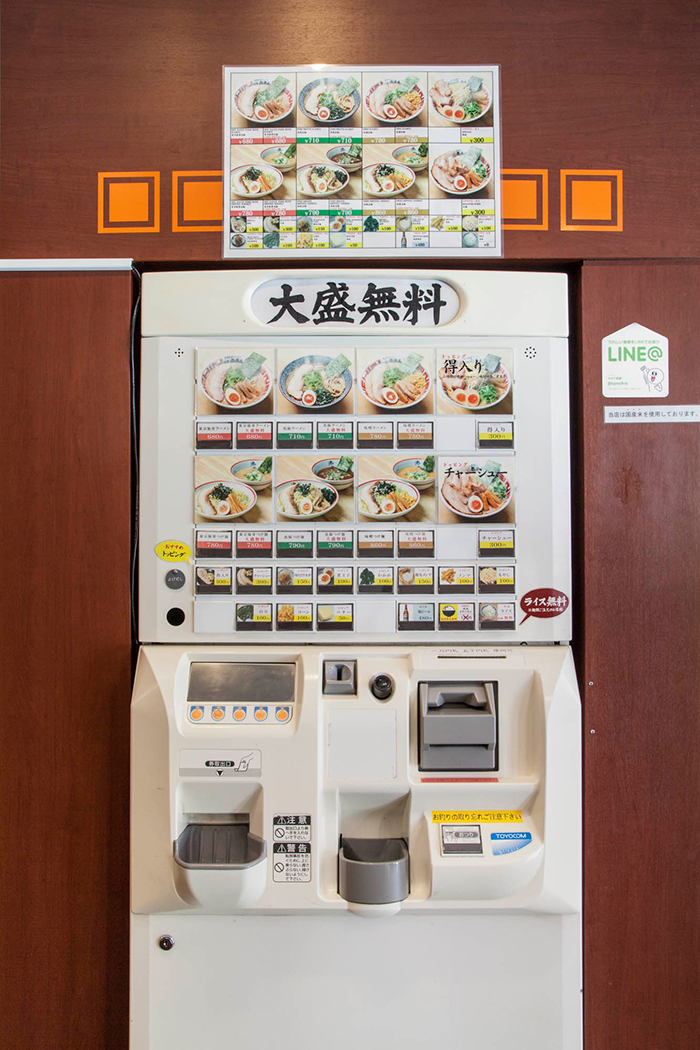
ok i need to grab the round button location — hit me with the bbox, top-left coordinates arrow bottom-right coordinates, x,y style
370,673 -> 395,701
275,707 -> 290,722
233,707 -> 246,721
166,607 -> 186,626
165,569 -> 186,590
254,707 -> 268,721
190,706 -> 203,721
212,707 -> 225,721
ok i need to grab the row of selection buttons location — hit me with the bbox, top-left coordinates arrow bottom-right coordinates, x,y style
188,705 -> 292,724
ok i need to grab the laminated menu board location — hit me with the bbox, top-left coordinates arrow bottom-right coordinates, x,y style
223,65 -> 502,258
139,269 -> 571,644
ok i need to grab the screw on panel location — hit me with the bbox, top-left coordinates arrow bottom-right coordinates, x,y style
158,935 -> 175,951
589,730 -> 596,734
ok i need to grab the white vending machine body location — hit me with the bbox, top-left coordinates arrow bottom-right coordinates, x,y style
131,269 -> 581,1049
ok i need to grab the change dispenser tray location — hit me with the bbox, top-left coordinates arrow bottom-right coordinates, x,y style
174,820 -> 266,870
418,681 -> 497,771
338,837 -> 409,905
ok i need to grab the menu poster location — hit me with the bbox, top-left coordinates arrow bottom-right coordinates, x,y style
223,65 -> 502,258
195,455 -> 273,524
438,458 -> 515,526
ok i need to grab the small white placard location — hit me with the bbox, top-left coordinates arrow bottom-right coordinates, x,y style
602,322 -> 668,398
604,405 -> 700,423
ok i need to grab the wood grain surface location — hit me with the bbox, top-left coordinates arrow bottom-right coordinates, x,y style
0,1 -> 698,259
580,262 -> 700,1050
0,271 -> 133,1050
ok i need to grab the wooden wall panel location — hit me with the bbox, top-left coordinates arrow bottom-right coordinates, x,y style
0,272 -> 133,1050
0,0 -> 698,260
580,262 -> 700,1050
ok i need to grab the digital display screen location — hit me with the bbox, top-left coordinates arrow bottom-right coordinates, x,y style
187,662 -> 296,705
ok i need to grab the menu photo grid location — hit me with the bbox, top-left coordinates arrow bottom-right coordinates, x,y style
224,66 -> 500,257
189,339 -> 518,633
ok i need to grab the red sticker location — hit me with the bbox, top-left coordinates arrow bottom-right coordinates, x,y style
519,587 -> 569,624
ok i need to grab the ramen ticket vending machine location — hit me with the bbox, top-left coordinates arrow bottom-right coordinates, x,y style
131,269 -> 581,1050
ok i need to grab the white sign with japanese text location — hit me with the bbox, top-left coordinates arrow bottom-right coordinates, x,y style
604,405 -> 699,424
602,322 -> 669,398
250,276 -> 460,328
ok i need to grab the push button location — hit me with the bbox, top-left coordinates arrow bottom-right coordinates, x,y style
189,705 -> 204,722
275,707 -> 290,722
254,706 -> 268,722
233,707 -> 247,721
211,706 -> 225,721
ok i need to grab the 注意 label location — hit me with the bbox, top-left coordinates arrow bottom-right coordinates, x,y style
397,602 -> 434,631
277,603 -> 313,630
477,422 -> 514,449
316,421 -> 353,448
276,422 -> 313,448
235,603 -> 272,631
276,566 -> 313,594
397,529 -> 434,557
236,530 -> 273,558
317,566 -> 354,593
195,531 -> 232,559
438,565 -> 475,594
357,566 -> 393,593
317,529 -> 353,557
438,602 -> 475,630
357,530 -> 394,557
357,421 -> 393,449
478,565 -> 515,594
194,565 -> 232,595
478,529 -> 515,557
236,421 -> 273,449
236,566 -> 273,594
316,603 -> 354,631
276,530 -> 313,557
196,421 -> 233,450
396,422 -> 434,449
397,565 -> 434,594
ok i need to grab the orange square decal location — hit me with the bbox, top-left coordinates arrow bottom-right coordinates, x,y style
98,172 -> 160,233
561,170 -> 622,231
172,171 -> 223,232
501,170 -> 548,230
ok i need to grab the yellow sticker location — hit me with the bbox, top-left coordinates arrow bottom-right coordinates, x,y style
432,811 -> 522,824
155,541 -> 191,563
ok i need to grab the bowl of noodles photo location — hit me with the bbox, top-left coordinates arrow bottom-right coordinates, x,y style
298,76 -> 361,123
438,352 -> 510,410
199,353 -> 271,411
279,354 -> 352,409
233,75 -> 295,124
276,480 -> 339,520
195,481 -> 257,521
231,164 -> 283,198
440,465 -> 512,519
358,479 -> 421,520
360,354 -> 431,409
429,75 -> 491,124
362,163 -> 415,198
